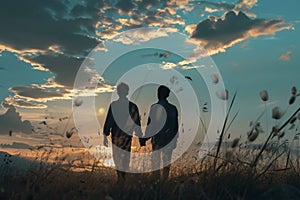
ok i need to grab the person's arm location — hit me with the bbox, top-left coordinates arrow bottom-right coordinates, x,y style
139,105 -> 154,146
132,104 -> 143,138
174,107 -> 179,140
103,105 -> 113,136
174,107 -> 179,134
145,105 -> 155,138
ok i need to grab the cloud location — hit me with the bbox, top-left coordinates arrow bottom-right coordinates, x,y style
96,0 -> 187,40
204,7 -> 218,13
191,0 -> 257,16
115,0 -> 135,14
0,0 -> 106,106
0,0 -> 294,108
0,0 -> 101,55
0,0 -> 186,95
0,105 -> 33,134
161,62 -> 177,70
4,97 -> 47,109
190,11 -> 292,55
279,51 -> 292,61
4,83 -> 72,109
0,142 -> 34,149
235,0 -> 257,14
9,85 -> 68,102
112,27 -> 178,44
182,65 -> 203,70
24,53 -> 85,88
191,0 -> 235,11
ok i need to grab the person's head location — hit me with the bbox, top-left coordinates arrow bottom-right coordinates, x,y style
157,85 -> 170,100
117,82 -> 129,98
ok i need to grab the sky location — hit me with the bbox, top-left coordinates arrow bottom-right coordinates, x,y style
0,0 -> 300,150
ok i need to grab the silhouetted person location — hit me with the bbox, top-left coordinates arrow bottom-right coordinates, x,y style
141,85 -> 179,181
103,82 -> 142,183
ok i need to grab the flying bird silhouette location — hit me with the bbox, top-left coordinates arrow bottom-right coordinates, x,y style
184,76 -> 192,81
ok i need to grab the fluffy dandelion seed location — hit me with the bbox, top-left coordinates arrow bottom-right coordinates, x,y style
231,138 -> 239,148
272,126 -> 279,136
260,90 -> 269,101
292,86 -> 297,95
289,95 -> 296,105
255,122 -> 264,133
74,97 -> 83,107
248,130 -> 259,142
290,116 -> 297,124
216,89 -> 228,100
211,72 -> 219,84
278,131 -> 285,139
272,107 -> 283,120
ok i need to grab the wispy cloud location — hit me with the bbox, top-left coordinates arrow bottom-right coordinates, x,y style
160,61 -> 177,70
190,11 -> 293,55
204,7 -> 218,13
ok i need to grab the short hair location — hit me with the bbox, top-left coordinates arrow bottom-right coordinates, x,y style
158,85 -> 170,100
117,82 -> 129,96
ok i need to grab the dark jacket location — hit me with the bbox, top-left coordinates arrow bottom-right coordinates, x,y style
103,98 -> 142,140
145,99 -> 178,147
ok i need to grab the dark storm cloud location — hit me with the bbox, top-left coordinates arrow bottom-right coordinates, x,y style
25,53 -> 84,87
9,99 -> 47,109
0,106 -> 32,134
190,11 -> 292,54
0,0 -> 101,55
0,0 -> 292,106
10,85 -> 65,100
115,0 -> 135,13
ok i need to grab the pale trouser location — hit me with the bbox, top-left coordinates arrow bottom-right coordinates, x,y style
151,142 -> 176,181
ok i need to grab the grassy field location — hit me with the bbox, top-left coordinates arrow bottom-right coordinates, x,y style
1,147 -> 300,200
2,88 -> 300,199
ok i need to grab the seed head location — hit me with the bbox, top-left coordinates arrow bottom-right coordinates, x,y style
260,90 -> 269,102
211,72 -> 219,84
74,97 -> 83,107
290,116 -> 297,124
272,126 -> 279,136
216,89 -> 228,100
289,95 -> 296,105
292,86 -> 297,95
248,130 -> 259,142
278,131 -> 285,139
272,107 -> 283,120
231,138 -> 240,148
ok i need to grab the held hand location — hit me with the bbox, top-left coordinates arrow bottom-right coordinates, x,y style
139,138 -> 147,147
